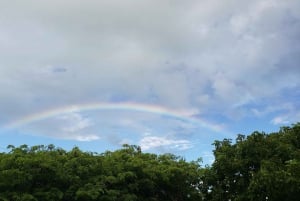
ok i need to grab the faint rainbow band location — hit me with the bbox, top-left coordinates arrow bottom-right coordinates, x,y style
4,102 -> 225,133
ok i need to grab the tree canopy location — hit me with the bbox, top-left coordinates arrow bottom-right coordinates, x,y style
0,123 -> 299,201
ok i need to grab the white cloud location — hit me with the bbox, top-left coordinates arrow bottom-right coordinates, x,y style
271,116 -> 290,125
140,136 -> 193,151
58,112 -> 93,133
252,103 -> 294,117
270,106 -> 300,126
74,134 -> 100,142
16,112 -> 98,141
0,0 -> 299,152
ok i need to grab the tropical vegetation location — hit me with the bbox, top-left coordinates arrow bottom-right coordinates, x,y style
0,123 -> 299,200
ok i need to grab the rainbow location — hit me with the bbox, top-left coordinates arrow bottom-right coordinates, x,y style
4,102 -> 224,132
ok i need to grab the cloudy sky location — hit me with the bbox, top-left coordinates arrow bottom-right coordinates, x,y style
0,0 -> 299,164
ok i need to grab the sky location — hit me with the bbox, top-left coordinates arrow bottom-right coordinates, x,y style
0,0 -> 299,164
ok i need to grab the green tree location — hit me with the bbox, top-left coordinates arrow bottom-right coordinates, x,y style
201,123 -> 300,201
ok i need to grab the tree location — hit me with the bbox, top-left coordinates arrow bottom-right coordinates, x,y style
200,123 -> 300,201
0,123 -> 299,200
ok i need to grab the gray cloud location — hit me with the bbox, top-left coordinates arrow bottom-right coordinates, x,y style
0,0 -> 299,153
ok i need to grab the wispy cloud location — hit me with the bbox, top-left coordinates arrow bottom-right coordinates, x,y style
74,134 -> 100,142
271,116 -> 290,125
58,112 -> 93,133
140,136 -> 193,151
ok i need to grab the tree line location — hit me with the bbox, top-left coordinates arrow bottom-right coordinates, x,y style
0,123 -> 299,201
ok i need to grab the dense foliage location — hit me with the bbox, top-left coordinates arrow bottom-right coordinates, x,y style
201,123 -> 300,201
0,123 -> 299,201
0,144 -> 202,201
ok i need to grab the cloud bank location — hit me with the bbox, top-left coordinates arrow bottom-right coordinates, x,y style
0,0 -> 299,158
